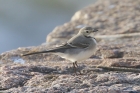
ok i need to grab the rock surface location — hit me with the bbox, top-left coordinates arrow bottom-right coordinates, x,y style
0,0 -> 140,93
47,0 -> 140,43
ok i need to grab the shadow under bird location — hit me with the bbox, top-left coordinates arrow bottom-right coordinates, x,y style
22,26 -> 98,74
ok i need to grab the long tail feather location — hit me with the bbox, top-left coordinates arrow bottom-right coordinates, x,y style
22,50 -> 55,56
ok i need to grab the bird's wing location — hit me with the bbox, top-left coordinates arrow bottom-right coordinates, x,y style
22,35 -> 92,56
67,42 -> 89,48
67,35 -> 91,48
47,39 -> 90,53
22,41 -> 87,56
22,43 -> 74,56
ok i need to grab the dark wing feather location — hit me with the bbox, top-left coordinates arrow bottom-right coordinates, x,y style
47,43 -> 78,53
67,35 -> 91,48
22,35 -> 92,56
22,43 -> 77,56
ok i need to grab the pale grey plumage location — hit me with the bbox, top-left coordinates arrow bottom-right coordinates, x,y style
22,26 -> 98,74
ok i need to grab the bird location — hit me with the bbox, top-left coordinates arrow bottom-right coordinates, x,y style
22,26 -> 98,74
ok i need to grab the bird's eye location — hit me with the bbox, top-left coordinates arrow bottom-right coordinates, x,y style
86,31 -> 89,33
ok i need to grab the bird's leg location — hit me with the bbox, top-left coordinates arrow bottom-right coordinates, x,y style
74,61 -> 82,75
73,62 -> 77,74
75,61 -> 78,67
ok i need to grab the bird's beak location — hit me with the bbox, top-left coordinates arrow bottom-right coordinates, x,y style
92,29 -> 98,32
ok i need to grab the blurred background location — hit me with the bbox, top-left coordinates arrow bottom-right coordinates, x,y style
0,0 -> 97,53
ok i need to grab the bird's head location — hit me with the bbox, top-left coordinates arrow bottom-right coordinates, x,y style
78,26 -> 98,38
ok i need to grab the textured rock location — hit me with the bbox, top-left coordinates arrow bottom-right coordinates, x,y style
47,0 -> 140,43
1,64 -> 140,93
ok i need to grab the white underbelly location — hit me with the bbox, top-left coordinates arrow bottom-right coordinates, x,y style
55,46 -> 96,62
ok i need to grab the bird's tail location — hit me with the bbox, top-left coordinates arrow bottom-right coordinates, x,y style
22,50 -> 55,56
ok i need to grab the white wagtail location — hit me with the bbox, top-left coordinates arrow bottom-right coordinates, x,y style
22,27 -> 98,74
